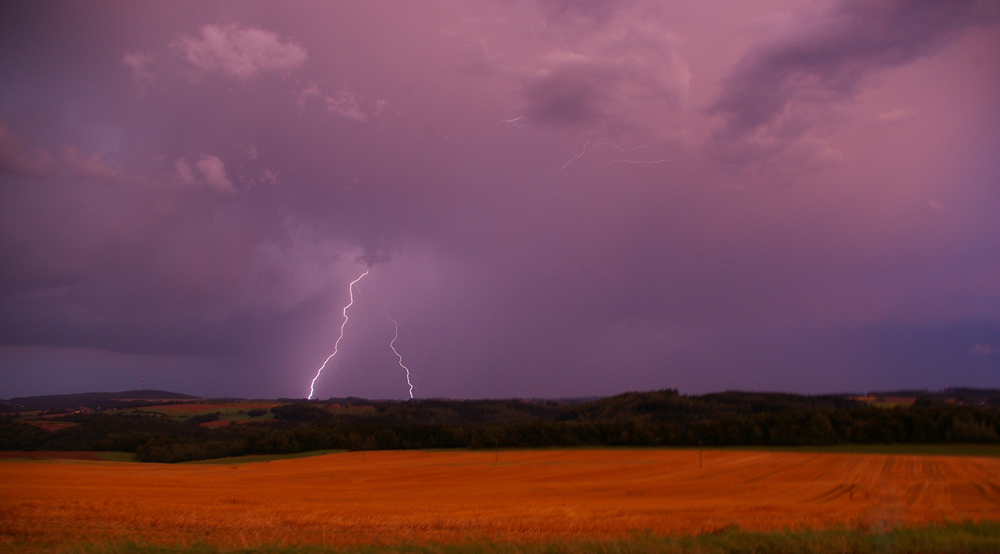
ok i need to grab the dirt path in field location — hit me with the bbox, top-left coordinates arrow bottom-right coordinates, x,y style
2,449 -> 998,546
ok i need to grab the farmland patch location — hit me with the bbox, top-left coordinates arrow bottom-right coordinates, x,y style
2,449 -> 998,547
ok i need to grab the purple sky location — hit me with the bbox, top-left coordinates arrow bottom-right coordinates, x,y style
1,0 -> 998,400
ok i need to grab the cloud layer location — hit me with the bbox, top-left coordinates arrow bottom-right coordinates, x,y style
706,0 -> 999,167
0,0 -> 997,399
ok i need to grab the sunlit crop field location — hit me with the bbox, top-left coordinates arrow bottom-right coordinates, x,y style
2,449 -> 999,547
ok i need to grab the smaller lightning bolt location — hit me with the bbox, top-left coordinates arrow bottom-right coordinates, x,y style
603,158 -> 671,166
560,139 -> 651,170
560,138 -> 607,169
605,143 -> 649,154
308,270 -> 369,400
500,102 -> 529,128
388,315 -> 414,399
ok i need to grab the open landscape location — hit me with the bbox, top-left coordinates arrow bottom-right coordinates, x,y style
3,448 -> 1000,550
3,1 -> 999,552
3,390 -> 999,550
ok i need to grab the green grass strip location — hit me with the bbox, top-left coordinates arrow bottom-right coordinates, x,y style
699,443 -> 1000,458
183,449 -> 347,464
97,451 -> 138,462
10,521 -> 1000,554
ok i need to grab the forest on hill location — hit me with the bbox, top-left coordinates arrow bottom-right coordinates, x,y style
2,389 -> 999,463
1,390 -> 198,412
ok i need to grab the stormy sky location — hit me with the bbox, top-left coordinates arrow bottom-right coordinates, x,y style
1,0 -> 998,400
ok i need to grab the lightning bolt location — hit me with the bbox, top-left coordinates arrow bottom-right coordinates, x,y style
387,315 -> 414,399
603,158 -> 671,166
560,139 -> 650,170
560,138 -> 607,169
500,102 -> 529,128
307,270 -> 369,400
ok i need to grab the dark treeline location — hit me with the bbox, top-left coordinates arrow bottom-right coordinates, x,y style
2,390 -> 998,463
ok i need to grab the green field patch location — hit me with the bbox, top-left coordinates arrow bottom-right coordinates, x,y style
471,444 -> 1000,459
0,453 -> 100,462
701,443 -> 1000,458
183,449 -> 347,465
9,521 -> 1000,553
0,451 -> 135,463
131,402 -> 281,421
97,451 -> 138,462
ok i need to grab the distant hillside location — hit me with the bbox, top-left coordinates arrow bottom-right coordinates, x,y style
3,390 -> 200,412
862,388 -> 1000,408
2,387 -> 999,461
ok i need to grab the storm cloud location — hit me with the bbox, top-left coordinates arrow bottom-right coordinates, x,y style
0,0 -> 997,399
523,23 -> 688,128
706,0 -> 999,166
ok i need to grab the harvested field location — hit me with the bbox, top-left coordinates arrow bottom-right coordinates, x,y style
2,449 -> 999,547
20,420 -> 78,432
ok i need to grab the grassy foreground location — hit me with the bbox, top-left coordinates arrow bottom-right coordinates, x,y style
9,522 -> 1000,554
714,443 -> 1000,458
182,449 -> 346,464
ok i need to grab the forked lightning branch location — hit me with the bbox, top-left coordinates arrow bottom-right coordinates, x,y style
307,270 -> 415,400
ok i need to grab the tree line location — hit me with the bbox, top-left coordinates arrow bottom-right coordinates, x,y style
1,390 -> 998,463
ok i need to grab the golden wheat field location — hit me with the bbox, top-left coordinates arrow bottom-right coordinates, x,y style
2,449 -> 999,547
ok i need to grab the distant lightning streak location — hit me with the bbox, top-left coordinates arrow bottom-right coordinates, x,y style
560,138 -> 607,169
560,138 -> 651,170
606,143 -> 648,153
387,315 -> 414,399
603,158 -> 671,166
500,102 -> 529,127
307,270 -> 369,400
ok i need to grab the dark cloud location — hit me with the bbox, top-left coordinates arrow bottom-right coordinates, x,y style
524,59 -> 610,126
0,179 -> 356,359
857,321 -> 1000,389
522,24 -> 687,128
706,0 -> 999,166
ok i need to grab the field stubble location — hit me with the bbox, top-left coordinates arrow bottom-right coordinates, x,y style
2,449 -> 999,547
